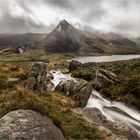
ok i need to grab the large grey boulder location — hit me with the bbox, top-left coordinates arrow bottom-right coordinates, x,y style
93,69 -> 119,88
0,110 -> 66,140
55,79 -> 92,107
26,62 -> 52,90
69,60 -> 81,71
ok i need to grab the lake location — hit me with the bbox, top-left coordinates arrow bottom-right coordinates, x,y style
71,55 -> 140,63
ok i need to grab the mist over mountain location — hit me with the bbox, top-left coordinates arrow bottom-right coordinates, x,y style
41,20 -> 140,54
0,0 -> 140,37
0,19 -> 140,54
42,20 -> 104,54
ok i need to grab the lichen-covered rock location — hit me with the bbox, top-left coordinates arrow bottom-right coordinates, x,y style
55,79 -> 92,107
69,60 -> 81,71
26,62 -> 48,90
0,110 -> 66,140
93,69 -> 119,88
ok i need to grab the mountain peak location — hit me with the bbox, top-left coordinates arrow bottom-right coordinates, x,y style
59,19 -> 69,24
57,19 -> 73,31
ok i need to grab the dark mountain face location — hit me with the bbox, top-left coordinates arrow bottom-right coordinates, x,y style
100,32 -> 137,47
42,20 -> 104,53
42,20 -> 140,54
0,33 -> 47,48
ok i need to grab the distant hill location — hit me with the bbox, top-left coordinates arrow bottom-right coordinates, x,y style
0,33 -> 47,48
100,32 -> 137,47
131,37 -> 140,47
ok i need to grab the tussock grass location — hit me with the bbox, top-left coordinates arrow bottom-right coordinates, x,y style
0,62 -> 102,140
0,84 -> 101,140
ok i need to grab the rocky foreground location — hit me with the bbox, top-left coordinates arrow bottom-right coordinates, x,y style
0,61 -> 139,140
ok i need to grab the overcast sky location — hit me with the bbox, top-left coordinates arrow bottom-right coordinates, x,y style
0,0 -> 140,37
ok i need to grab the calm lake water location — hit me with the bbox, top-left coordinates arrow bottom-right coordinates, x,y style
71,55 -> 140,63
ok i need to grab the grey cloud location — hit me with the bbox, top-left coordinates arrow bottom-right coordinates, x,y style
0,0 -> 140,37
43,0 -> 73,9
0,11 -> 49,33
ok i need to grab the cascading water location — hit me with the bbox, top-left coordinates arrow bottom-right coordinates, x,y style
87,90 -> 140,134
51,70 -> 140,135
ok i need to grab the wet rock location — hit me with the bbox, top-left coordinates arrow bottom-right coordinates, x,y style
55,79 -> 92,107
61,68 -> 69,74
26,62 -> 47,90
72,108 -> 140,140
46,71 -> 53,80
0,110 -> 66,140
69,60 -> 81,71
93,69 -> 119,88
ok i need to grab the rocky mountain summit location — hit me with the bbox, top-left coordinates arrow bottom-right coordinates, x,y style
42,19 -> 104,53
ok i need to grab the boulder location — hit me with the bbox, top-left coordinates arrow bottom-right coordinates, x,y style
55,79 -> 92,107
69,60 -> 81,71
93,69 -> 119,88
26,62 -> 48,90
0,110 -> 66,140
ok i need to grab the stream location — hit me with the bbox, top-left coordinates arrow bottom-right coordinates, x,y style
51,70 -> 140,135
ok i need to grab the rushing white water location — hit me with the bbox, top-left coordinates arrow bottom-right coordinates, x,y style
51,70 -> 76,88
51,70 -> 140,135
70,55 -> 140,63
87,90 -> 140,134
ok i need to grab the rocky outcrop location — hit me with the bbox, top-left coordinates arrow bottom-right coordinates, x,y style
26,62 -> 53,90
0,110 -> 66,140
93,69 -> 119,88
55,79 -> 92,107
69,60 -> 81,71
72,108 -> 140,140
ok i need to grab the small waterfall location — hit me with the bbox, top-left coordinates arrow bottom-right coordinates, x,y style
86,90 -> 140,134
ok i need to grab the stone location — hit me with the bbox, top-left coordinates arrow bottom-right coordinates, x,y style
26,62 -> 47,90
0,110 -> 66,140
55,79 -> 92,107
69,60 -> 81,71
93,69 -> 119,88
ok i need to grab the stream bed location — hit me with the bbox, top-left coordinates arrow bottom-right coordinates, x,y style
51,70 -> 140,135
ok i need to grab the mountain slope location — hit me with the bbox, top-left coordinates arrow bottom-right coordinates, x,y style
0,33 -> 47,48
42,20 -> 104,54
42,20 -> 140,54
100,32 -> 137,47
132,37 -> 140,46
